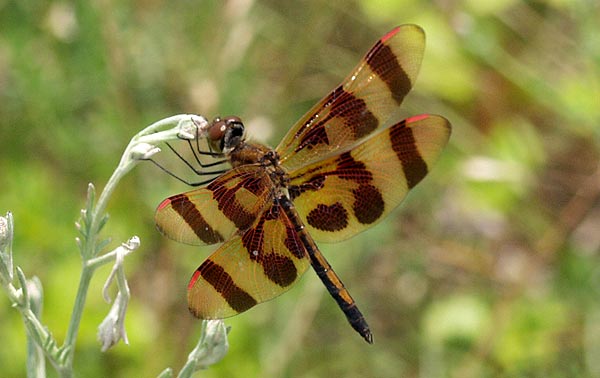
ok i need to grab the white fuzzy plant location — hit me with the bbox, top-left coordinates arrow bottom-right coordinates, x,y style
0,115 -> 229,378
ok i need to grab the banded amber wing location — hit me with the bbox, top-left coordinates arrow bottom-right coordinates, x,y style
288,114 -> 450,243
155,165 -> 273,246
187,199 -> 310,319
276,24 -> 426,171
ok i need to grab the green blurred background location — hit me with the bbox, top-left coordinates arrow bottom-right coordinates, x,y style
1,0 -> 599,377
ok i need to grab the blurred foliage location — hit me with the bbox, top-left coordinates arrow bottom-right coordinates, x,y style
1,0 -> 599,377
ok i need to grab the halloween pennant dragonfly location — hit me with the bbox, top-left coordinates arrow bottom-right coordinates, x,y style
155,24 -> 450,343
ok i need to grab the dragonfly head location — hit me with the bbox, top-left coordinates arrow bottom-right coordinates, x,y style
209,116 -> 245,154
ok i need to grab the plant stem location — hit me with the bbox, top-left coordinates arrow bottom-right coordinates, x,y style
61,266 -> 94,369
60,114 -> 199,372
26,277 -> 45,378
61,153 -> 134,370
0,114 -> 202,377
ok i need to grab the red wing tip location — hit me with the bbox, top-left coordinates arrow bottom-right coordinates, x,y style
188,270 -> 202,289
381,26 -> 401,43
406,114 -> 431,123
157,198 -> 172,211
381,24 -> 424,43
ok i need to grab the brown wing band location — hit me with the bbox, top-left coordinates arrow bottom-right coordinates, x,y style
366,41 -> 412,105
390,121 -> 428,188
167,194 -> 225,244
192,260 -> 257,314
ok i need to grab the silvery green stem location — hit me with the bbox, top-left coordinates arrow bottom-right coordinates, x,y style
0,212 -> 14,285
2,114 -> 209,378
64,114 -> 205,367
26,276 -> 45,378
174,320 -> 229,378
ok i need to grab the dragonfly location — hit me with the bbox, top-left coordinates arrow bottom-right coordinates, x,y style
154,24 -> 451,343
